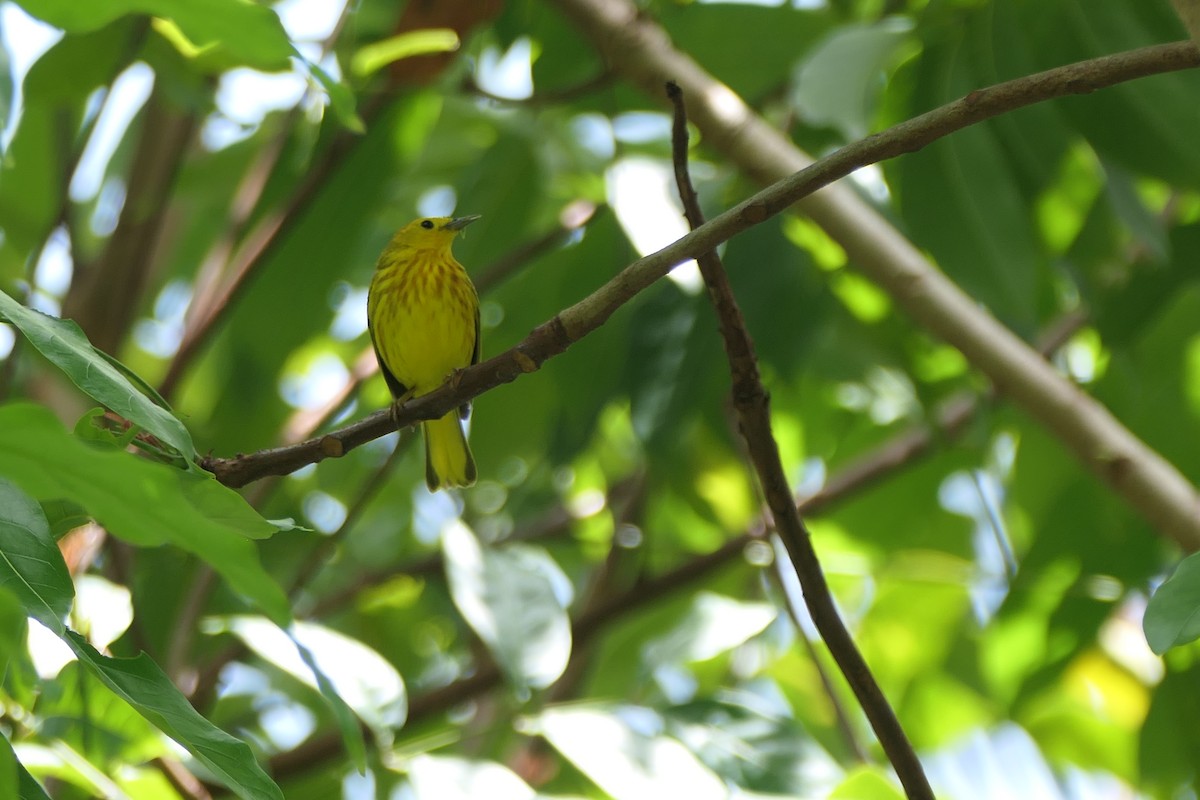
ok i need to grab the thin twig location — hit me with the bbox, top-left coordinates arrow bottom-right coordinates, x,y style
666,81 -> 933,799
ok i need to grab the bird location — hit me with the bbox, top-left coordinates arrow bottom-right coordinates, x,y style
367,215 -> 481,491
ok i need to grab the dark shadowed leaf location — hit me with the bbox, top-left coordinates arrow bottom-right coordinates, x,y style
0,478 -> 73,634
0,291 -> 197,462
0,404 -> 289,624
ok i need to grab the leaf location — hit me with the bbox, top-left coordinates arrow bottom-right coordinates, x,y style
305,59 -> 364,133
62,632 -> 284,800
14,0 -> 293,70
442,521 -> 572,691
0,478 -> 74,634
351,29 -> 461,78
0,291 -> 197,463
213,616 -> 410,764
0,735 -> 52,800
532,705 -> 727,800
829,767 -> 907,799
892,38 -> 1042,333
0,586 -> 28,684
792,17 -> 916,140
406,755 -> 537,800
0,404 -> 290,625
1143,551 -> 1200,653
641,593 -> 776,671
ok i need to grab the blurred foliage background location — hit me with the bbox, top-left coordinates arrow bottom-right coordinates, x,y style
2,0 -> 1200,797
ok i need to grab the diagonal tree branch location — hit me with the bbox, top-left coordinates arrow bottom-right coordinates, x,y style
548,0 -> 1200,550
666,81 -> 933,800
203,36 -> 1200,550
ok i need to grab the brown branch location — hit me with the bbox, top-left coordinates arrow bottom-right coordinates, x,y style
549,0 -> 1200,549
157,96 -> 389,399
63,85 -> 198,354
201,40 -> 1200,553
666,81 -> 933,799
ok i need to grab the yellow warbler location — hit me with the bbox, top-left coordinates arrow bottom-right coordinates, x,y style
367,215 -> 481,491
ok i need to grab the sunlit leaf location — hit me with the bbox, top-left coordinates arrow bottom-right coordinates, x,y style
532,705 -> 727,800
63,632 -> 284,800
442,521 -> 572,691
351,29 -> 460,78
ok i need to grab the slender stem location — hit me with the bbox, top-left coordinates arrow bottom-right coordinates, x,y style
666,81 -> 933,799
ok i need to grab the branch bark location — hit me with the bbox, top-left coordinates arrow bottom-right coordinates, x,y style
547,0 -> 1200,550
666,81 -> 933,800
204,27 -> 1200,550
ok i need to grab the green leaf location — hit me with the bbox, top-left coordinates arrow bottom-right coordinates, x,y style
1143,551 -> 1200,653
442,522 -> 572,691
829,767 -> 907,799
37,499 -> 90,540
792,17 -> 915,140
641,593 -> 776,670
406,755 -> 540,800
14,0 -> 293,70
892,38 -> 1042,332
0,291 -> 197,463
532,705 -> 727,800
351,29 -> 460,78
0,403 -> 290,625
62,632 -> 284,800
305,59 -> 365,133
0,478 -> 74,634
0,735 -> 52,800
212,616 -> 410,767
0,586 -> 27,678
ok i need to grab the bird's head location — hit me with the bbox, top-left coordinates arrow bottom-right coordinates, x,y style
390,215 -> 481,251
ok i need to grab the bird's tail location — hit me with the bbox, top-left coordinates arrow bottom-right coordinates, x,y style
424,411 -> 476,491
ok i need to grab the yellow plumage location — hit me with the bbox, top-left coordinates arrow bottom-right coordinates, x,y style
367,215 -> 481,491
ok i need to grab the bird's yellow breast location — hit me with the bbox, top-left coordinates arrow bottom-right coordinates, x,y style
368,248 -> 477,394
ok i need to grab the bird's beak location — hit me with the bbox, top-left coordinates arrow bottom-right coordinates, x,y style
443,215 -> 481,232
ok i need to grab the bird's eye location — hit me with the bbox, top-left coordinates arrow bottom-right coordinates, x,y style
420,219 -> 434,230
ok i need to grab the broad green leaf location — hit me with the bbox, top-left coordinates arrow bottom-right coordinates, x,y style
792,18 -> 915,141
213,616 -> 410,763
406,755 -> 537,800
0,404 -> 289,624
0,478 -> 74,634
63,632 -> 283,800
37,499 -> 90,540
442,521 -> 572,690
0,291 -> 197,463
0,735 -> 12,800
1140,663 -> 1200,792
36,661 -> 163,767
829,768 -> 906,800
14,0 -> 292,70
892,38 -> 1042,332
532,705 -> 727,800
0,735 -> 52,800
641,592 -> 776,670
1144,551 -> 1200,653
0,586 -> 26,677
